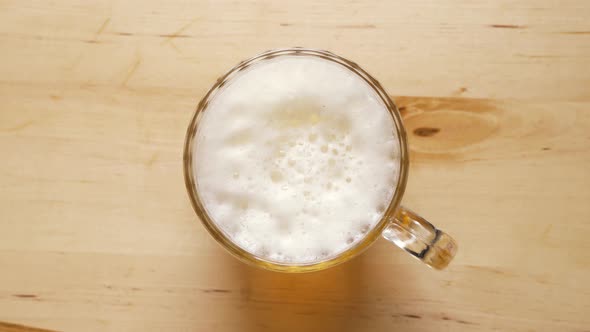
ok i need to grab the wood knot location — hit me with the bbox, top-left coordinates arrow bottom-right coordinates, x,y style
395,96 -> 500,155
413,127 -> 440,137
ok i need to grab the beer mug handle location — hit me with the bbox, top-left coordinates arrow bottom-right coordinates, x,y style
382,207 -> 458,269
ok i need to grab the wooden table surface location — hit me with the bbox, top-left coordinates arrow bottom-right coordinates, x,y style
1,1 -> 590,331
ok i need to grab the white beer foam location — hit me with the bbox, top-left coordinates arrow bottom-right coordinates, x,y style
194,55 -> 400,264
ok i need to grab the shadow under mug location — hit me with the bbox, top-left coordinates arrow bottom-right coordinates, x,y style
183,48 -> 458,272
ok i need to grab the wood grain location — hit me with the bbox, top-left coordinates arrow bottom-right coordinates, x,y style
1,1 -> 589,331
0,321 -> 58,332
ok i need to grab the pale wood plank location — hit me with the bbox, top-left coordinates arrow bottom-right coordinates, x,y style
1,1 -> 589,331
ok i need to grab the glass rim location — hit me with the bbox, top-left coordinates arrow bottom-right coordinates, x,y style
183,48 -> 409,272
